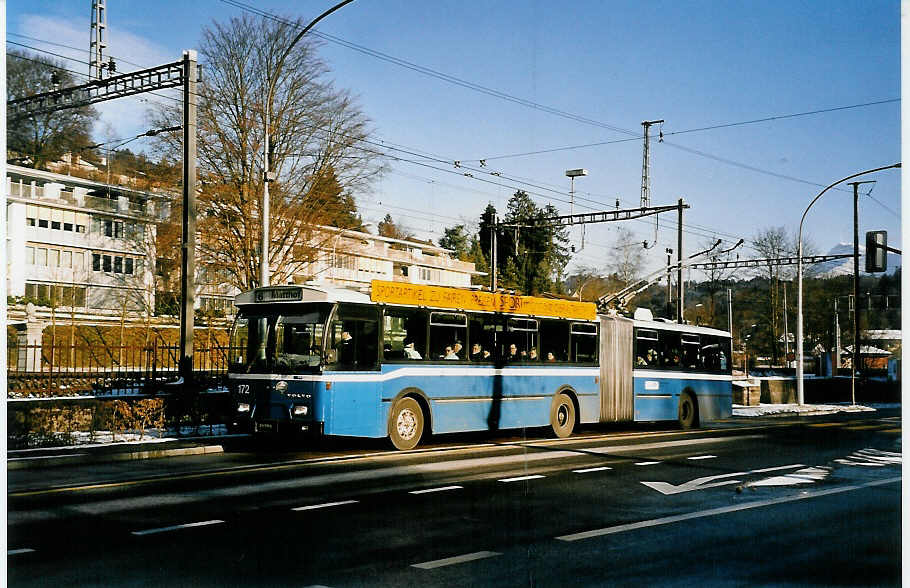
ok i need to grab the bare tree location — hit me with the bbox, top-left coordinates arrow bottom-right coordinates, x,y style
609,227 -> 645,287
7,50 -> 96,169
149,14 -> 384,290
696,237 -> 737,326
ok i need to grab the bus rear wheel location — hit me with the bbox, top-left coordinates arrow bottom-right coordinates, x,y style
389,396 -> 424,451
678,393 -> 699,429
550,392 -> 576,438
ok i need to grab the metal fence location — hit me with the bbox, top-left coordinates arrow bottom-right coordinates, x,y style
7,342 -> 237,397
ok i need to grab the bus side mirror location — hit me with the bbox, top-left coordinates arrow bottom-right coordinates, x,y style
865,230 -> 887,273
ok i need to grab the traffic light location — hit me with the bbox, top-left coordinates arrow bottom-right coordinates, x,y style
865,230 -> 887,273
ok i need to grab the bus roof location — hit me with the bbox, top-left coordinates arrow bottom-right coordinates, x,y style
234,284 -> 372,306
632,317 -> 731,338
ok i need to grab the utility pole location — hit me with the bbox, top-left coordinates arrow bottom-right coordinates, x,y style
89,0 -> 107,80
641,119 -> 664,248
665,248 -> 673,318
491,213 -> 497,290
782,282 -> 790,366
834,297 -> 841,373
178,50 -> 198,387
677,197 -> 684,323
640,120 -> 664,208
727,288 -> 733,335
848,180 -> 874,403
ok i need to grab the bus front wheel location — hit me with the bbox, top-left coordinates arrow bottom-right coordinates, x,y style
389,396 -> 424,451
678,393 -> 699,429
550,392 -> 576,438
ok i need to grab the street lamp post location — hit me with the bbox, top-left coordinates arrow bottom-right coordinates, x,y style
796,163 -> 900,405
260,0 -> 356,288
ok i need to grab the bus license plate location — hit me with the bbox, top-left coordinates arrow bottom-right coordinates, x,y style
256,422 -> 274,432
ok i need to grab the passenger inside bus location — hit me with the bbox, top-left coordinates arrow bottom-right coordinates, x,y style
444,346 -> 459,360
528,348 -> 538,361
507,343 -> 520,361
403,340 -> 422,359
470,343 -> 484,361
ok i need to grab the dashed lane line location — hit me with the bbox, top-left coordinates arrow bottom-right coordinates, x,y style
635,461 -> 662,466
498,475 -> 545,483
556,477 -> 900,542
292,500 -> 359,511
412,551 -> 501,570
573,466 -> 613,473
8,549 -> 36,556
131,520 -> 225,536
409,486 -> 463,494
687,455 -> 717,460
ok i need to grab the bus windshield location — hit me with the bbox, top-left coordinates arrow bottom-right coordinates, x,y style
229,304 -> 332,374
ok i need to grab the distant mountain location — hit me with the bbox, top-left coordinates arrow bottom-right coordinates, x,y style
808,242 -> 901,278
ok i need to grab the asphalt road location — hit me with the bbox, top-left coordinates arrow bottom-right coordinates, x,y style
7,411 -> 902,587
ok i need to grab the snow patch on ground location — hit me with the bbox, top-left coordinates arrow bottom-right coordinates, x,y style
732,403 -> 877,417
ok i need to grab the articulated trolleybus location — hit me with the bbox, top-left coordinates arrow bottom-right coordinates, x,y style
227,280 -> 732,450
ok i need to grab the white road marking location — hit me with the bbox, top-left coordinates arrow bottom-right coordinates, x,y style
132,520 -> 224,536
292,500 -> 358,511
687,455 -> 717,460
747,466 -> 831,487
635,461 -> 662,466
641,463 -> 804,495
498,475 -> 545,483
556,477 -> 900,542
412,551 -> 501,569
409,486 -> 463,494
7,548 -> 35,556
573,466 -> 613,473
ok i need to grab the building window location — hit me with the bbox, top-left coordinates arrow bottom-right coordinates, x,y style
102,255 -> 112,272
74,252 -> 84,270
104,220 -> 124,238
125,258 -> 134,275
76,225 -> 86,233
63,222 -> 73,231
48,249 -> 59,267
36,248 -> 47,266
114,256 -> 123,273
61,250 -> 72,268
51,221 -> 61,230
38,219 -> 49,228
92,253 -> 101,271
27,218 -> 36,226
26,246 -> 35,265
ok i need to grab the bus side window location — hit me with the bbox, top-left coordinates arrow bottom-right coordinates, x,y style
540,319 -> 569,363
468,314 -> 497,362
429,312 -> 467,360
328,305 -> 380,371
570,322 -> 598,364
681,334 -> 700,370
660,331 -> 681,369
635,328 -> 659,367
383,308 -> 427,361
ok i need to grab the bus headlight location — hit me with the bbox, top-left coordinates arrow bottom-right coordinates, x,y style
293,404 -> 309,416
274,380 -> 288,393
237,402 -> 251,413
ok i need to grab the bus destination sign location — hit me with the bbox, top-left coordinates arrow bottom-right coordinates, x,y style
254,287 -> 303,303
370,280 -> 597,321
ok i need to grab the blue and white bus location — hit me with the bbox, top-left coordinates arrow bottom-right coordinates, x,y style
227,280 -> 732,450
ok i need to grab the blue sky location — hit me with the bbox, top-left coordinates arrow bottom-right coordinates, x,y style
8,0 -> 902,275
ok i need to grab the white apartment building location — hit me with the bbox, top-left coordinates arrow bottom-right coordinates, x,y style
6,165 -> 483,323
6,164 -> 158,314
301,225 -> 483,290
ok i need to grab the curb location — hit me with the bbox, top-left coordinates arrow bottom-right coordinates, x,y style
8,445 -> 224,470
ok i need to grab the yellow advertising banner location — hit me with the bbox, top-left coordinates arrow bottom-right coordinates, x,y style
370,280 -> 597,321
